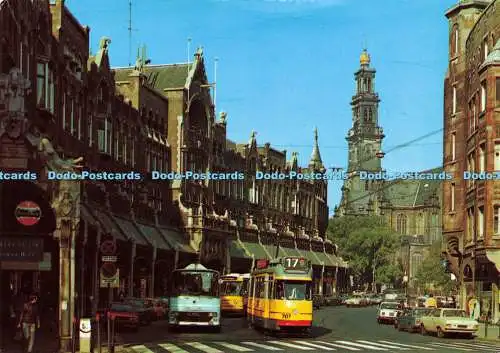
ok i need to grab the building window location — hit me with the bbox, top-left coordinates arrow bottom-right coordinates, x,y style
97,118 -> 111,154
452,25 -> 459,56
36,62 -> 54,112
70,95 -> 75,134
478,206 -> 484,239
77,99 -> 83,140
467,208 -> 474,242
481,82 -> 486,112
452,86 -> 457,114
396,214 -> 407,235
495,205 -> 500,235
88,114 -> 93,146
496,78 -> 500,106
62,94 -> 66,129
451,133 -> 456,160
451,183 -> 455,212
495,143 -> 500,171
479,144 -> 485,172
483,39 -> 489,61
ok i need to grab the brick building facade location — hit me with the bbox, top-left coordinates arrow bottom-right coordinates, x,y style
0,1 -> 346,350
442,0 -> 500,322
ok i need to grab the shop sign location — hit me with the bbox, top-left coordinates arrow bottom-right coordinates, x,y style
0,237 -> 43,261
15,201 -> 42,226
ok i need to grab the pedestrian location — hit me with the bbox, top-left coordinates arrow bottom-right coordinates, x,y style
17,294 -> 40,353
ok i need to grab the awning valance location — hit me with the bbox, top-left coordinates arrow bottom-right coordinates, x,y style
242,242 -> 270,260
89,206 -> 127,241
230,239 -> 252,259
136,223 -> 171,250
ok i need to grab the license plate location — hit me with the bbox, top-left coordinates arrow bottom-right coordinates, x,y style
458,325 -> 466,328
389,313 -> 394,316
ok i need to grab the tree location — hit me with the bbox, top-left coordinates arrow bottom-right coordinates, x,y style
413,241 -> 456,294
327,216 -> 402,290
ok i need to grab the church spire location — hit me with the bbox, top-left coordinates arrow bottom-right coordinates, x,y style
309,127 -> 324,170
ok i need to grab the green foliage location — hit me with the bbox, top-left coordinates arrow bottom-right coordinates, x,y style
327,216 -> 402,285
414,241 -> 455,293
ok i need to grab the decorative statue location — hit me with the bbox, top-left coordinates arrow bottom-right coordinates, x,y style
99,37 -> 111,51
219,111 -> 227,123
38,137 -> 84,172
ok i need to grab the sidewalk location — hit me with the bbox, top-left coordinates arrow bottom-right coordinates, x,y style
476,323 -> 500,341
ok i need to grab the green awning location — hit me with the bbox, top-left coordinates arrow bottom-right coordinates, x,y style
80,203 -> 99,227
159,227 -> 196,254
264,245 -> 288,259
230,239 -> 251,259
113,217 -> 148,246
283,247 -> 302,257
295,249 -> 319,266
325,253 -> 339,267
136,223 -> 171,250
242,242 -> 270,260
90,207 -> 127,241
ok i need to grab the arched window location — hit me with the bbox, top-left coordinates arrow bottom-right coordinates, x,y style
396,214 -> 407,235
364,108 -> 368,121
368,108 -> 373,122
416,213 -> 424,235
411,253 -> 423,277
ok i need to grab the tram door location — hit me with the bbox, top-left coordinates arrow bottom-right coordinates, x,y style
247,277 -> 255,320
264,274 -> 272,322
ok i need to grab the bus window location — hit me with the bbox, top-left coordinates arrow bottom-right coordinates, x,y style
240,280 -> 249,296
274,280 -> 311,300
222,281 -> 242,296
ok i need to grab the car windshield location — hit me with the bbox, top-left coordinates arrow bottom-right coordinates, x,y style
380,303 -> 398,309
414,309 -> 432,316
171,270 -> 219,297
221,281 -> 243,296
443,310 -> 467,317
274,280 -> 312,301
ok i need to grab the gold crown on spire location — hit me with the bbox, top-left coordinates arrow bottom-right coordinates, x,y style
360,49 -> 370,66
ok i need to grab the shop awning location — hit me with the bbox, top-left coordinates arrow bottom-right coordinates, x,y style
89,205 -> 127,241
136,223 -> 171,250
230,239 -> 252,259
113,217 -> 148,246
315,251 -> 336,268
264,245 -> 288,259
326,253 -> 339,267
284,247 -> 302,258
159,227 -> 196,254
242,242 -> 270,260
80,203 -> 99,227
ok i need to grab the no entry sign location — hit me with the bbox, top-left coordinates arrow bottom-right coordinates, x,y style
15,201 -> 41,226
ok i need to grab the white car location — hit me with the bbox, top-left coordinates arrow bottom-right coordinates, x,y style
377,302 -> 400,324
420,308 -> 479,338
345,295 -> 368,307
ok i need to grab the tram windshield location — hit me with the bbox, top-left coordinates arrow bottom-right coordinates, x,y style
274,280 -> 312,301
171,270 -> 219,297
221,281 -> 243,296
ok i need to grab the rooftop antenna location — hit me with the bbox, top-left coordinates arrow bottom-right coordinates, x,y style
213,57 -> 218,114
128,0 -> 133,66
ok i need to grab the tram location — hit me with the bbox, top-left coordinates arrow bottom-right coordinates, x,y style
220,273 -> 250,315
167,263 -> 221,332
247,257 -> 313,333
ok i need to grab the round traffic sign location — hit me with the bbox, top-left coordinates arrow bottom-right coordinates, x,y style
100,240 -> 117,255
101,262 -> 117,278
15,201 -> 41,226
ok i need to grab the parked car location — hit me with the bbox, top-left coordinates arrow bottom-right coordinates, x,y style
420,308 -> 479,338
394,308 -> 432,332
377,302 -> 400,324
346,294 -> 369,307
108,303 -> 140,331
313,294 -> 324,309
124,298 -> 154,325
324,295 -> 342,306
369,294 -> 383,305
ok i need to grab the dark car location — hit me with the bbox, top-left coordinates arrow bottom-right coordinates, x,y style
108,303 -> 140,331
124,298 -> 154,325
395,308 -> 433,332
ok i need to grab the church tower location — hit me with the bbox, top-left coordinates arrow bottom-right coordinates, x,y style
337,49 -> 385,216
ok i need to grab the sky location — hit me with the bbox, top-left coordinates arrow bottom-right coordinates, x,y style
66,0 -> 458,214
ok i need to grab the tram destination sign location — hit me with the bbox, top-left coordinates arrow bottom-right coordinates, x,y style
283,257 -> 309,271
0,237 -> 43,262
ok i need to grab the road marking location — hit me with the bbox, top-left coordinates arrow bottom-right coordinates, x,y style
241,342 -> 283,350
130,345 -> 155,353
450,341 -> 500,350
267,341 -> 316,350
158,343 -> 190,353
184,342 -> 224,353
335,341 -> 388,350
293,341 -> 337,350
377,341 -> 435,350
315,340 -> 361,351
428,342 -> 473,351
356,340 -> 410,350
214,342 -> 254,351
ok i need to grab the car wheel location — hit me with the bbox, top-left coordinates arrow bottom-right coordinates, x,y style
437,327 -> 445,338
420,324 -> 427,336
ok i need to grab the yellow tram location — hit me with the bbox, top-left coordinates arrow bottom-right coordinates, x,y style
220,273 -> 250,315
247,257 -> 313,333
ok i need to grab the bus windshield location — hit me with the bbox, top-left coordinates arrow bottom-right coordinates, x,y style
274,280 -> 311,301
221,281 -> 243,296
171,270 -> 219,297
